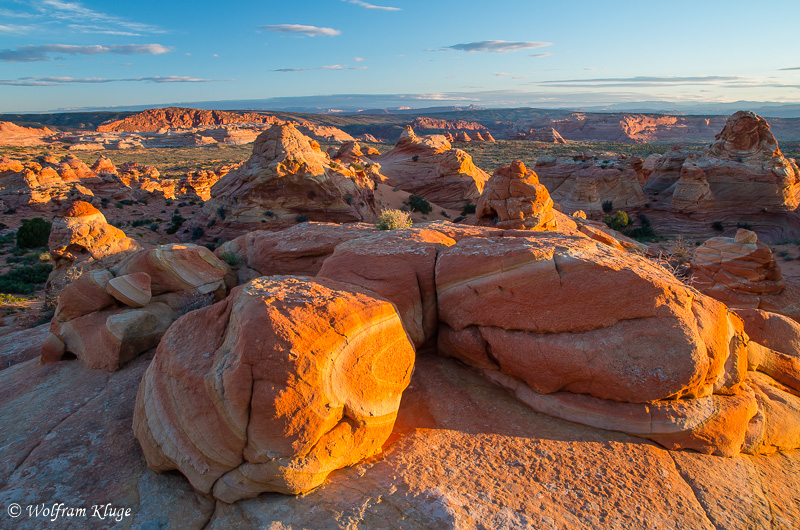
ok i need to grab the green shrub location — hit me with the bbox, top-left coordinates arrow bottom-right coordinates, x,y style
603,210 -> 630,232
408,194 -> 432,214
0,263 -> 53,294
601,200 -> 614,213
712,221 -> 724,232
220,251 -> 242,266
296,214 -> 309,223
376,209 -> 412,230
461,203 -> 477,216
191,226 -> 204,241
16,218 -> 51,249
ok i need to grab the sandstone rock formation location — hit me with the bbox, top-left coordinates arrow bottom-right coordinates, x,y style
670,112 -> 800,215
319,227 -> 456,347
203,124 -> 378,235
0,121 -> 53,146
373,126 -> 489,209
475,160 -> 558,230
42,243 -> 228,371
691,229 -> 800,320
435,232 -> 771,456
643,145 -> 691,193
513,128 -> 567,143
97,107 -> 283,133
46,201 -> 141,294
133,276 -> 415,501
534,153 -> 647,215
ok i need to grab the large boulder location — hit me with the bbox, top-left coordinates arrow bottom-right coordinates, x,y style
133,276 -> 415,501
318,227 -> 456,347
434,233 -> 762,455
475,160 -> 558,230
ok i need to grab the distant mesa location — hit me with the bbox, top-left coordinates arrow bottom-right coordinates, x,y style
96,107 -> 283,133
512,127 -> 567,143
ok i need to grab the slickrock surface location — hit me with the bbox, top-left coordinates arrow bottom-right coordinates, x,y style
373,126 -> 489,210
475,160 -> 558,230
133,276 -> 415,501
203,124 -> 378,235
0,121 -> 53,146
1,351 -> 798,529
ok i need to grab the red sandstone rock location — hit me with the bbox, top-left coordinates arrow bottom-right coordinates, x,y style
475,160 -> 558,230
97,107 -> 283,133
373,126 -> 489,210
671,112 -> 800,215
318,227 -> 456,347
106,272 -> 152,308
133,276 -> 415,500
203,124 -> 378,234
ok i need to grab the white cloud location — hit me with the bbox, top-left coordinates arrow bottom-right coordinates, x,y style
32,0 -> 166,34
443,40 -> 552,53
530,53 -> 551,58
354,57 -> 364,62
262,24 -> 341,37
341,0 -> 401,11
0,43 -> 172,62
0,75 -> 222,86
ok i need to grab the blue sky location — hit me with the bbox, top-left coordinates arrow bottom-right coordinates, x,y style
1,0 -> 799,112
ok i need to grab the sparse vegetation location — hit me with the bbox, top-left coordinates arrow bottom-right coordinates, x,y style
376,209 -> 412,230
16,217 -> 51,249
220,251 -> 242,266
601,200 -> 614,214
407,194 -> 432,214
0,263 -> 53,294
461,203 -> 477,216
712,221 -> 724,232
296,214 -> 309,223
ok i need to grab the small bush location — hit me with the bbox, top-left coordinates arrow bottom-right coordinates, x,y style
712,221 -> 724,232
376,209 -> 412,230
3,208 -> 16,215
190,226 -> 205,241
220,251 -> 242,266
461,203 -> 477,216
149,223 -> 159,232
296,214 -> 309,223
264,210 -> 274,218
412,155 -> 419,162
737,222 -> 753,230
603,210 -> 630,232
216,206 -> 227,220
408,194 -> 432,214
16,218 -> 51,249
601,200 -> 614,213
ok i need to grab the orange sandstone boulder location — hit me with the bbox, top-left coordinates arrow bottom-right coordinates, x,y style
318,227 -> 456,347
475,160 -> 557,230
133,276 -> 415,501
692,229 -> 786,309
49,201 -> 140,264
106,272 -> 152,308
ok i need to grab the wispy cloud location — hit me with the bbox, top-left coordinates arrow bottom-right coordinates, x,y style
442,40 -> 552,53
274,64 -> 365,72
0,43 -> 171,62
530,53 -> 551,58
780,66 -> 800,71
262,24 -> 341,37
0,75 -> 222,86
493,72 -> 511,77
341,0 -> 401,11
539,75 -> 742,87
0,24 -> 33,34
32,0 -> 166,35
